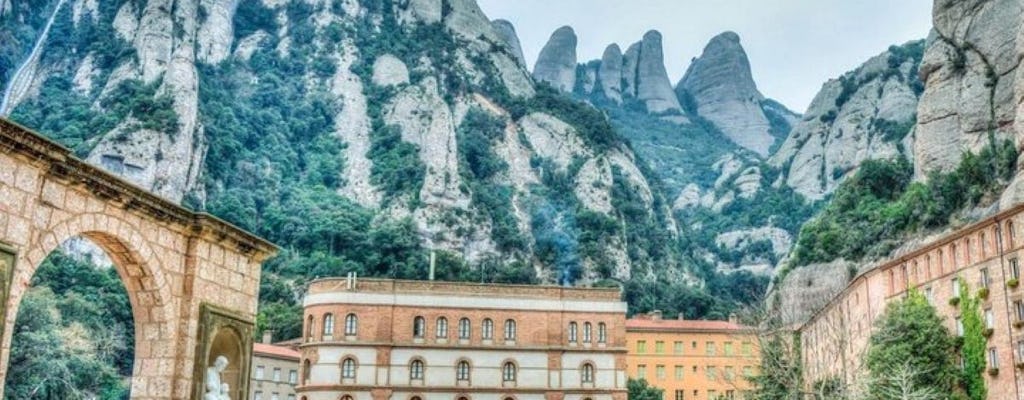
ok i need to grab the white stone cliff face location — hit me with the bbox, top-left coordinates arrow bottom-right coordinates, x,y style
770,45 -> 921,200
532,26 -> 577,93
678,32 -> 775,157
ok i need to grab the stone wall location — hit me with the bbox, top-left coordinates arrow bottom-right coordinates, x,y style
0,119 -> 276,399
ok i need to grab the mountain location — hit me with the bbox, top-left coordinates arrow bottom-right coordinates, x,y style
3,0 -> 778,338
770,41 -> 925,201
677,31 -> 794,157
773,0 -> 1024,324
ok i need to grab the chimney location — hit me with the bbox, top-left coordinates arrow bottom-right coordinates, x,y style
728,313 -> 738,324
649,310 -> 663,320
429,251 -> 436,281
677,313 -> 686,321
261,330 -> 273,344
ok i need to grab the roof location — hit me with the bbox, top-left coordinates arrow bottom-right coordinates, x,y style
625,318 -> 747,332
253,343 -> 300,360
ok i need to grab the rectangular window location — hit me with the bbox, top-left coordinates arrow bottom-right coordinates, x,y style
956,317 -> 964,336
743,366 -> 753,377
925,286 -> 934,304
271,393 -> 279,400
289,370 -> 297,384
725,366 -> 735,381
1017,301 -> 1024,321
637,365 -> 647,380
637,340 -> 647,354
675,390 -> 685,400
953,278 -> 961,298
706,366 -> 717,381
742,342 -> 752,356
273,368 -> 281,382
724,342 -> 734,356
255,391 -> 263,400
988,348 -> 999,369
706,342 -> 717,356
656,341 -> 665,354
674,341 -> 683,354
288,396 -> 296,400
255,365 -> 265,380
675,365 -> 684,380
692,341 -> 697,349
1018,340 -> 1024,360
1012,258 -> 1021,280
709,390 -> 717,399
656,365 -> 666,380
981,268 -> 990,288
985,309 -> 995,329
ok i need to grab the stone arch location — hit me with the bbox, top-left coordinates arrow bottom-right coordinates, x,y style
3,213 -> 179,397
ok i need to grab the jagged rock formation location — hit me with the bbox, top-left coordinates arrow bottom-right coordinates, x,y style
715,226 -> 792,274
915,0 -> 1024,208
678,32 -> 777,157
0,0 -> 680,287
532,26 -> 577,92
491,19 -> 526,67
770,41 -> 924,200
577,30 -> 684,117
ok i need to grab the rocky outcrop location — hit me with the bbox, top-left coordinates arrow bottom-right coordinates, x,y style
491,19 -> 526,67
532,26 -> 577,92
635,31 -> 684,114
196,0 -> 238,64
715,226 -> 792,273
372,54 -> 410,87
678,32 -> 776,157
916,0 -> 1023,187
598,44 -> 623,103
771,41 -> 923,200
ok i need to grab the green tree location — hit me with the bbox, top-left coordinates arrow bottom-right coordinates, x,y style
627,378 -> 664,400
865,290 -> 957,399
958,281 -> 987,400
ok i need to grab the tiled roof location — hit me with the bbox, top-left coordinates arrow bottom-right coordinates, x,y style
625,318 -> 746,332
253,343 -> 301,360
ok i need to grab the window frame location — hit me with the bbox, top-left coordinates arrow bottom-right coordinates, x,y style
345,313 -> 358,336
458,318 -> 471,340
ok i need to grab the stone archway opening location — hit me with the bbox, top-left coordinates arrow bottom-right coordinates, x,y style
3,232 -> 170,398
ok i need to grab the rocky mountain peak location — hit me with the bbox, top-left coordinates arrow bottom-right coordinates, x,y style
491,19 -> 527,67
532,25 -> 578,92
678,31 -> 776,156
598,43 -> 623,103
635,30 -> 684,115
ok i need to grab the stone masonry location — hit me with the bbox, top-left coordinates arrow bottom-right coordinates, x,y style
0,118 -> 277,399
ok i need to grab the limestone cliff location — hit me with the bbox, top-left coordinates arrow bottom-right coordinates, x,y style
0,0 -> 681,286
532,26 -> 577,92
770,41 -> 925,200
678,32 -> 777,157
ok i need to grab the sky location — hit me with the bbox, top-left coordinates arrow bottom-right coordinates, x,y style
477,0 -> 933,113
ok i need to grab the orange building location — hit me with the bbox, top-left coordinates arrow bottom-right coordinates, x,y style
625,312 -> 758,400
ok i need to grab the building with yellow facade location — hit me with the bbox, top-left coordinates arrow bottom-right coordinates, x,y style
625,312 -> 758,400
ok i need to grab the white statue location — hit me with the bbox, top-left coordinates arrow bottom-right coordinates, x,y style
204,355 -> 230,400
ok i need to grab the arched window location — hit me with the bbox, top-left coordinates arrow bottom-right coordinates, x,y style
598,322 -> 607,344
504,319 -> 517,341
302,359 -> 311,384
482,318 -> 494,340
966,238 -> 972,263
581,363 -> 595,383
568,322 -> 578,343
938,249 -> 944,273
414,316 -> 426,338
341,358 -> 357,380
981,232 -> 988,257
502,362 -> 517,382
306,315 -> 315,341
583,322 -> 592,343
458,318 -> 471,340
436,317 -> 449,338
411,397 -> 423,400
342,396 -> 354,400
345,313 -> 358,336
951,244 -> 958,268
1009,221 -> 1016,247
323,313 -> 335,336
456,360 -> 471,381
410,360 -> 425,380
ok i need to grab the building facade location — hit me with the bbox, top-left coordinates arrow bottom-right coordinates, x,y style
625,312 -> 758,400
800,204 -> 1024,399
251,334 -> 301,400
297,277 -> 629,400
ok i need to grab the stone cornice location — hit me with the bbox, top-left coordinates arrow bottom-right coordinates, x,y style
0,118 -> 278,260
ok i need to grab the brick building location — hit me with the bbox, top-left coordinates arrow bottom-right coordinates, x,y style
251,332 -> 301,400
625,312 -> 758,400
800,203 -> 1024,398
296,277 -> 629,400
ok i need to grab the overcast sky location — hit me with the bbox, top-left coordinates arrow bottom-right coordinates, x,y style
477,0 -> 933,113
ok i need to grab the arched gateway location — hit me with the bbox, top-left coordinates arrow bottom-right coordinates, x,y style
0,119 -> 277,399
